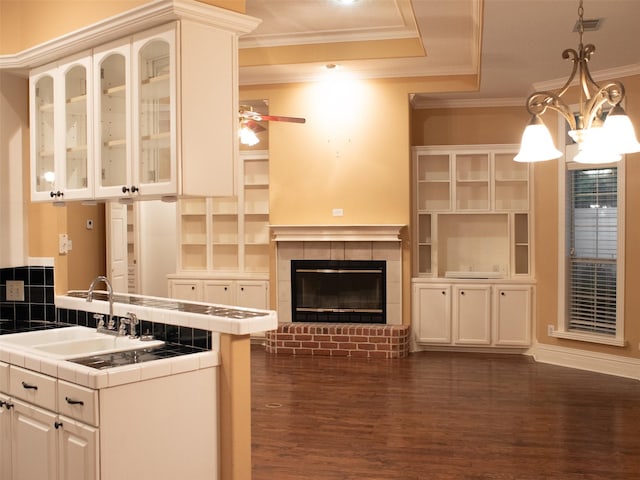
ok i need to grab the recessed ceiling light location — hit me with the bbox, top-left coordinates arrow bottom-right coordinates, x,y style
337,0 -> 357,5
325,63 -> 338,70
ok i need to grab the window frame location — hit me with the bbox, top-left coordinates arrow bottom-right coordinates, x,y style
556,141 -> 626,347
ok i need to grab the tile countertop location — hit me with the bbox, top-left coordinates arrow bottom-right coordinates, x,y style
0,293 -> 277,390
57,291 -> 279,335
0,339 -> 219,390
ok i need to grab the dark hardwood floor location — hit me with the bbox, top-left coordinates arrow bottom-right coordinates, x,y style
251,347 -> 640,480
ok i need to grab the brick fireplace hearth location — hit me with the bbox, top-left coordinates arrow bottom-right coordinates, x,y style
268,225 -> 409,358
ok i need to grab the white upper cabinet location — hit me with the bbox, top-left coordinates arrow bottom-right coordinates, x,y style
93,39 -> 132,199
30,53 -> 93,202
29,2 -> 260,203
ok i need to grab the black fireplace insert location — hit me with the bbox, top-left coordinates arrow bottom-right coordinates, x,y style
291,259 -> 386,324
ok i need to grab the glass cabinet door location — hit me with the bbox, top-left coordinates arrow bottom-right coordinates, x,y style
94,43 -> 130,198
63,62 -> 90,194
132,26 -> 176,196
137,39 -> 171,186
33,74 -> 56,196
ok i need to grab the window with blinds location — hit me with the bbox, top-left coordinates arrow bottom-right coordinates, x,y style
567,167 -> 618,335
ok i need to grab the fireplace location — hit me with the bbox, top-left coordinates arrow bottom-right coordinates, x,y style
291,260 -> 386,324
267,225 -> 410,358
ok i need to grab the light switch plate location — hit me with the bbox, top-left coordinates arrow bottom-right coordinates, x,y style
6,280 -> 25,301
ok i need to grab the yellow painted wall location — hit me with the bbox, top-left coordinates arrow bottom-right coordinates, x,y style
0,0 -> 245,54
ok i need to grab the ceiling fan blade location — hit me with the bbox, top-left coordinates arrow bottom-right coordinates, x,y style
258,114 -> 306,124
246,119 -> 267,133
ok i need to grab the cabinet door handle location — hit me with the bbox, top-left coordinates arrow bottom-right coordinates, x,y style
54,421 -> 63,429
65,397 -> 84,406
21,381 -> 38,390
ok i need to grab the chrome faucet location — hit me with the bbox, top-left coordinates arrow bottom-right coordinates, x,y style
87,275 -> 115,333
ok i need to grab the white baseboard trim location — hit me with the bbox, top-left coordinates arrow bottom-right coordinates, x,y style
529,343 -> 640,381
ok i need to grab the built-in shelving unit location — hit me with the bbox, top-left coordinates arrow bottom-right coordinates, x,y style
411,144 -> 534,350
169,150 -> 270,310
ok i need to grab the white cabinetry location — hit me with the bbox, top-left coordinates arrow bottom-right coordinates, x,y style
30,53 -> 93,202
30,8 -> 255,203
412,284 -> 451,344
493,285 -> 532,346
169,150 -> 270,310
169,278 -> 269,310
412,282 -> 532,348
413,145 -> 531,278
453,285 -> 491,345
0,363 -> 217,480
412,144 -> 534,351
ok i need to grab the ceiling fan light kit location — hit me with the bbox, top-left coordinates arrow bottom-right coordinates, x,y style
515,0 -> 640,164
238,106 -> 306,146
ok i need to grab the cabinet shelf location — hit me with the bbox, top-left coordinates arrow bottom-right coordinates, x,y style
177,151 -> 269,273
102,84 -> 126,96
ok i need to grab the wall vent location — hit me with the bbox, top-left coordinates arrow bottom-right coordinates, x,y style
574,18 -> 602,32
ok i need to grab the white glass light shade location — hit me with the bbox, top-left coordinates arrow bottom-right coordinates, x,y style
602,105 -> 640,154
514,116 -> 562,162
239,124 -> 259,146
572,127 -> 622,164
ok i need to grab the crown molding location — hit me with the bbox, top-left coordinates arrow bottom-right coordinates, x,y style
410,96 -> 524,109
531,63 -> 640,92
0,0 -> 260,73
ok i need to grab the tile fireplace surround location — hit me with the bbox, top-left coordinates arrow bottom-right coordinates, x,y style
268,225 -> 409,359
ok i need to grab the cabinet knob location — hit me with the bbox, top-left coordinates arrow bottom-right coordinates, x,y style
224,287 -> 228,291
54,421 -> 63,429
122,186 -> 130,194
441,290 -> 446,295
501,291 -> 505,296
191,286 -> 195,290
131,185 -> 139,193
460,291 -> 465,295
49,191 -> 63,198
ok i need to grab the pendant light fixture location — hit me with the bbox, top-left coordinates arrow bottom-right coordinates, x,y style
514,0 -> 640,163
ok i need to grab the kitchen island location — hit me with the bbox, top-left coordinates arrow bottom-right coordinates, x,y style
0,291 -> 277,480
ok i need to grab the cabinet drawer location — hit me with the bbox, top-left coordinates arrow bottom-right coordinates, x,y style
58,380 -> 99,427
9,366 -> 56,411
0,362 -> 8,392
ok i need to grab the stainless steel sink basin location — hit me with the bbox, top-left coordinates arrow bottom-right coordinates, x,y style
0,326 -> 164,359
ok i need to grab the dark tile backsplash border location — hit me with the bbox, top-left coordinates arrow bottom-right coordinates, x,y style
1,265 -> 210,351
0,266 -> 56,326
57,308 -> 211,350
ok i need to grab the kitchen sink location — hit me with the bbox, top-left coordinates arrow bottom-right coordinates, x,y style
0,325 -> 164,359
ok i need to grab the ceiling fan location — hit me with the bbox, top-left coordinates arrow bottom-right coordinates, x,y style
239,106 -> 306,146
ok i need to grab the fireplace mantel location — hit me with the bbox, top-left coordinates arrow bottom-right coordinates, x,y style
270,224 -> 405,242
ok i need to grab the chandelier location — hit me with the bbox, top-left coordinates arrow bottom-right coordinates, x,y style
515,0 -> 640,164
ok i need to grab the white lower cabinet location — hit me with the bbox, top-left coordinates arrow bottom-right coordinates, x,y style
412,284 -> 451,343
453,285 -> 492,345
11,399 -> 58,480
0,363 -> 218,480
412,282 -> 532,348
169,277 -> 269,309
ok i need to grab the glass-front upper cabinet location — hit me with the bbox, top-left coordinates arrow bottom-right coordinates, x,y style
31,71 -> 56,200
93,40 -> 131,199
132,26 -> 176,196
30,53 -> 93,202
94,26 -> 175,200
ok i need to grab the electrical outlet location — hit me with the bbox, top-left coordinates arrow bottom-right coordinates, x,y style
59,233 -> 69,254
547,324 -> 554,336
6,280 -> 25,301
332,208 -> 344,217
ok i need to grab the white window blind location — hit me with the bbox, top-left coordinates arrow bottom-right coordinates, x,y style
567,168 -> 618,335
